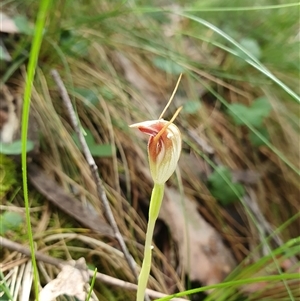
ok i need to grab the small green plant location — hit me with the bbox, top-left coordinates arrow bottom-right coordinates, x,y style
227,97 -> 271,128
208,166 -> 245,205
0,140 -> 34,155
153,56 -> 184,75
227,97 -> 272,146
182,100 -> 202,114
237,37 -> 261,60
72,128 -> 113,157
14,15 -> 33,35
249,127 -> 270,147
73,88 -> 99,105
59,30 -> 90,58
0,211 -> 24,235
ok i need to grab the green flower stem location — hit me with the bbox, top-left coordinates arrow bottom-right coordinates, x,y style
137,183 -> 165,301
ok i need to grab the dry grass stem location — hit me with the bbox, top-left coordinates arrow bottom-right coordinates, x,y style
50,69 -> 151,300
0,236 -> 186,300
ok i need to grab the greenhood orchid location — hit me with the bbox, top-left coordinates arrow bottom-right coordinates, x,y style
130,75 -> 183,301
130,117 -> 182,301
130,119 -> 182,185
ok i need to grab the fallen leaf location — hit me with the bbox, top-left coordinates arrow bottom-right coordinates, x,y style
0,12 -> 19,33
39,258 -> 90,301
159,187 -> 236,289
0,85 -> 19,143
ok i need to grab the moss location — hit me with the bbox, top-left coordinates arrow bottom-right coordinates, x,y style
0,154 -> 17,198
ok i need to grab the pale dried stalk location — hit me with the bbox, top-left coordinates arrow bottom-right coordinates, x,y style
50,70 -> 139,280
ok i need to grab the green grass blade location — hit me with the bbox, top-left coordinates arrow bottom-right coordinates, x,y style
200,76 -> 299,175
135,3 -> 300,13
155,273 -> 300,300
177,13 -> 300,103
21,0 -> 53,299
86,268 -> 97,301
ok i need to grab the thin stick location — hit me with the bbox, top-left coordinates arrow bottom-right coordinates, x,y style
159,73 -> 183,119
0,236 -> 186,300
50,70 -> 143,293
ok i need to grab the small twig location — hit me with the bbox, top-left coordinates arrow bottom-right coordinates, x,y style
27,162 -> 113,236
0,236 -> 186,300
50,70 -> 146,296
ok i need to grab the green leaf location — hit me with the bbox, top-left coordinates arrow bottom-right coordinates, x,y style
72,129 -> 113,157
182,100 -> 201,114
228,97 -> 272,128
238,38 -> 261,60
13,16 -> 34,35
0,291 -> 10,301
0,211 -> 23,235
99,87 -> 114,101
70,39 -> 89,57
208,166 -> 245,205
0,140 -> 34,155
89,144 -> 112,157
87,263 -> 96,270
74,88 -> 99,105
59,30 -> 89,58
153,57 -> 184,75
249,127 -> 270,147
0,44 -> 11,61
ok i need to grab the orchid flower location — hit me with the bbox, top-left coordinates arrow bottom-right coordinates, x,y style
130,119 -> 181,185
130,75 -> 183,301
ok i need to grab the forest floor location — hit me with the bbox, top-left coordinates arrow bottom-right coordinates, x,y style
1,1 -> 299,301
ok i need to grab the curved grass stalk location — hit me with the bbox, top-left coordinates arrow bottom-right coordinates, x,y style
189,72 -> 300,176
155,272 -> 300,301
134,3 -> 300,13
177,13 -> 300,103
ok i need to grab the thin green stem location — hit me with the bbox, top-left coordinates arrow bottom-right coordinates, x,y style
134,3 -> 300,13
21,0 -> 52,300
86,268 -> 97,301
137,183 -> 164,301
156,273 -> 300,300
